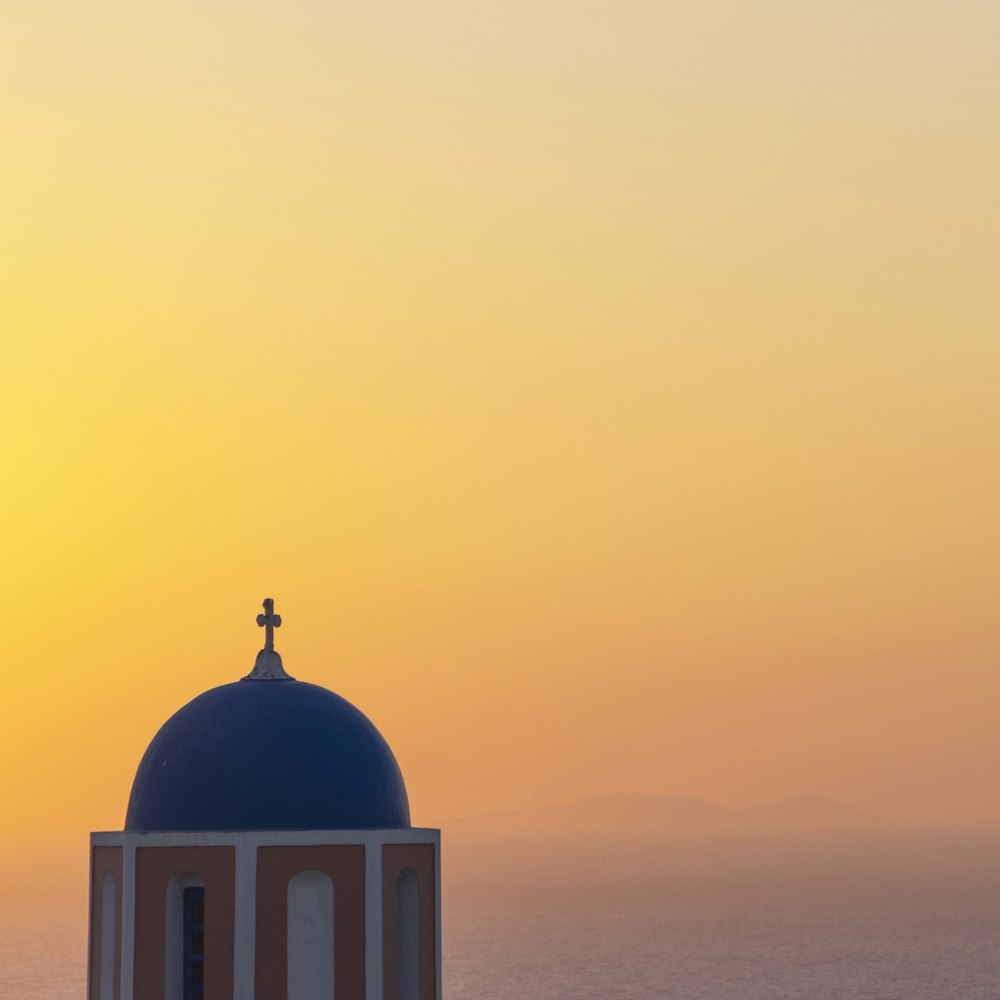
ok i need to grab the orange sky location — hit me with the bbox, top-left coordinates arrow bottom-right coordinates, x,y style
1,2 -> 999,900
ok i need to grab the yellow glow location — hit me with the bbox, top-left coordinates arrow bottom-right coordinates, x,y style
1,1 -> 998,900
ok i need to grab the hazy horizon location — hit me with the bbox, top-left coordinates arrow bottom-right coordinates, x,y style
7,826 -> 1000,997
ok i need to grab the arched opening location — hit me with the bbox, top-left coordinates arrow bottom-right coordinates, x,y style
99,871 -> 116,1000
396,869 -> 419,1000
165,872 -> 204,1000
287,870 -> 335,1000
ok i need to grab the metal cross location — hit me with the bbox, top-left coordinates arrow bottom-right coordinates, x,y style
256,597 -> 282,651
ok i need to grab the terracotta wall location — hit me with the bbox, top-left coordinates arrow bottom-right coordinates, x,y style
133,846 -> 236,1000
382,844 -> 437,1000
89,846 -> 123,1000
255,844 -> 367,1000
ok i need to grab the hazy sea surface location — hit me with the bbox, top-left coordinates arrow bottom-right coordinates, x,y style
5,834 -> 1000,999
444,832 -> 1000,1000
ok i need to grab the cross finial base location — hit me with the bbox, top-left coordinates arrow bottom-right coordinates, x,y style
242,648 -> 294,682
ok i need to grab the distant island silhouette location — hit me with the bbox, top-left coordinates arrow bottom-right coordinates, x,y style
454,793 -> 883,834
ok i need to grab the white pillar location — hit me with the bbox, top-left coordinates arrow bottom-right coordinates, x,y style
234,835 -> 257,1000
365,837 -> 384,1000
120,839 -> 136,1000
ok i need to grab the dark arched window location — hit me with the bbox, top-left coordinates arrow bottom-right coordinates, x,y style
182,886 -> 205,1000
165,873 -> 204,1000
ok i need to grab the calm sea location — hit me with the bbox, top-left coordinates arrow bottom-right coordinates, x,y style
5,834 -> 1000,999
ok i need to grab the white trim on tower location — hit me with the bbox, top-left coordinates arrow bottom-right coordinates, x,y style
233,834 -> 258,1000
120,838 -> 136,1000
365,840 -> 384,1000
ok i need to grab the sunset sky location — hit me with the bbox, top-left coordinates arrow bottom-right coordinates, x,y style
2,1 -> 998,902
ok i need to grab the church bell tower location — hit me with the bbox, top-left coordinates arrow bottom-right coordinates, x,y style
88,599 -> 441,1000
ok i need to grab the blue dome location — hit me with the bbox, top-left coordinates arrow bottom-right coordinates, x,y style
125,679 -> 410,832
